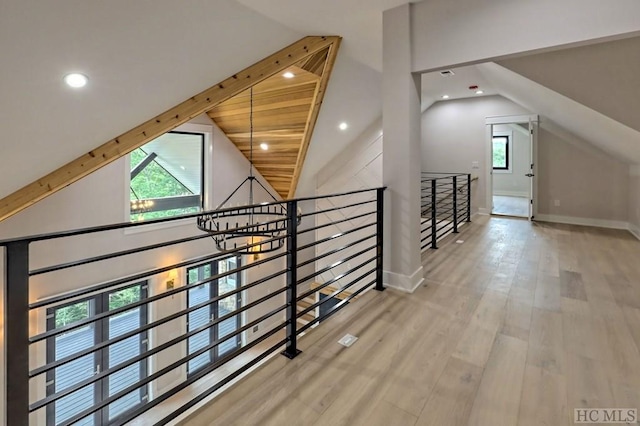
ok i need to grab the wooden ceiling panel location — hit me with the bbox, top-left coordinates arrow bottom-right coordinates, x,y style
297,47 -> 330,76
0,36 -> 340,221
207,39 -> 340,199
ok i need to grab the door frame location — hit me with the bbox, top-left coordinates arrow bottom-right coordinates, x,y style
485,114 -> 539,220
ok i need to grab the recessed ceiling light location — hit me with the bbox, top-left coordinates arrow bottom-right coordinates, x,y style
339,122 -> 348,131
475,90 -> 484,95
260,142 -> 269,150
64,73 -> 88,88
442,95 -> 450,99
283,72 -> 295,79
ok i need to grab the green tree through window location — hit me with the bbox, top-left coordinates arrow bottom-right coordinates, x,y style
492,136 -> 509,170
129,131 -> 204,221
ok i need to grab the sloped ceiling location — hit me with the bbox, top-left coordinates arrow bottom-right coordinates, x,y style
207,46 -> 338,198
0,36 -> 340,221
476,62 -> 640,164
422,37 -> 640,166
0,0 -> 301,201
498,36 -> 640,134
236,0 -> 413,71
421,65 -> 499,110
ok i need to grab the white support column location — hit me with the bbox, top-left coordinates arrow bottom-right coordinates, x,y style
382,4 -> 424,292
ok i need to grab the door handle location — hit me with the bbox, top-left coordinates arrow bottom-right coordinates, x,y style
525,173 -> 535,177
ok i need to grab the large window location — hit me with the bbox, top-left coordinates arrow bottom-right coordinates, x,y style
129,131 -> 204,222
492,135 -> 510,171
46,283 -> 148,425
187,257 -> 241,375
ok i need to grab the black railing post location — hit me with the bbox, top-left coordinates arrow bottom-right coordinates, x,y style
453,176 -> 459,233
4,242 -> 30,425
375,188 -> 386,292
467,173 -> 472,222
431,179 -> 438,249
282,200 -> 301,359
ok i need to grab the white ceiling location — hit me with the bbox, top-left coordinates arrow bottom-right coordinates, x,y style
477,62 -> 640,164
2,0 -> 639,211
421,65 -> 499,110
497,36 -> 640,134
0,0 -> 389,201
236,0 -> 413,70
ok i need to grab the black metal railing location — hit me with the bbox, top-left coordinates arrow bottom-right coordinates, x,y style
420,173 -> 471,250
0,187 -> 385,426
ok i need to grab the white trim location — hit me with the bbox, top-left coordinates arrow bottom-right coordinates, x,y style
493,190 -> 529,197
478,208 -> 492,215
629,223 -> 640,241
536,214 -> 629,230
486,115 -> 538,220
384,266 -> 424,293
485,114 -> 539,125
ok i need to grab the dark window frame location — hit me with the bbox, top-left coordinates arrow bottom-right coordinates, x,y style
492,135 -> 510,171
186,256 -> 242,377
46,283 -> 149,425
129,130 -> 205,220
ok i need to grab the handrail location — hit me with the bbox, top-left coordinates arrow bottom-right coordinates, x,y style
420,172 -> 472,250
1,187 -> 386,425
0,186 -> 386,245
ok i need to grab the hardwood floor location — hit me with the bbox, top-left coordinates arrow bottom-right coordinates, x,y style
492,195 -> 529,217
179,216 -> 640,426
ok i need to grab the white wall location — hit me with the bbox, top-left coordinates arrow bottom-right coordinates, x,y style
492,124 -> 530,197
0,0 -> 301,199
421,96 -> 531,213
410,0 -> 640,72
630,166 -> 640,238
315,119 -> 382,292
537,128 -> 629,222
422,95 -> 630,222
0,118 -> 287,423
296,56 -> 382,198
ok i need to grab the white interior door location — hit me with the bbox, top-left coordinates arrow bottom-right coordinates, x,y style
527,119 -> 538,221
485,114 -> 539,219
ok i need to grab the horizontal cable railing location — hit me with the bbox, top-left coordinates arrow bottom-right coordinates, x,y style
0,187 -> 386,426
421,173 -> 472,250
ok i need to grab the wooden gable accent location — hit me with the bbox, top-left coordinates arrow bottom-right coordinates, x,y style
0,36 -> 341,222
207,42 -> 339,198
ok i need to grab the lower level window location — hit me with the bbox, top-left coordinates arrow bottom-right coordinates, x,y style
46,283 -> 148,425
187,256 -> 242,376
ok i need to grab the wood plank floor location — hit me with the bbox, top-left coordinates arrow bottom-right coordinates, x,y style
492,195 -> 529,217
179,216 -> 640,426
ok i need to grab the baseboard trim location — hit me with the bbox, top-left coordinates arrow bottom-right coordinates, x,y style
629,223 -> 640,241
535,214 -> 629,230
478,208 -> 491,215
493,190 -> 529,197
384,266 -> 424,293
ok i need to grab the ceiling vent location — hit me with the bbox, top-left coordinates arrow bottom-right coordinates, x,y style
440,70 -> 455,76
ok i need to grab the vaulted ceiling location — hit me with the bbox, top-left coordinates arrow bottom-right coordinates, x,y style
207,46 -> 337,198
420,36 -> 640,165
0,36 -> 340,222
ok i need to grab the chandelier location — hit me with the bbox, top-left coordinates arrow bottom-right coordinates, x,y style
197,87 -> 290,255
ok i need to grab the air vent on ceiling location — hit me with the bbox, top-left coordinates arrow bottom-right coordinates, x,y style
440,70 -> 455,76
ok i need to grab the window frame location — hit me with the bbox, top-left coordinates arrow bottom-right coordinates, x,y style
128,130 -> 205,222
45,283 -> 149,426
492,131 -> 512,173
186,256 -> 242,377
